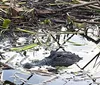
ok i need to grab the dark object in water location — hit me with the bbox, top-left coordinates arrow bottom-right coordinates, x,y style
23,51 -> 82,69
3,80 -> 15,85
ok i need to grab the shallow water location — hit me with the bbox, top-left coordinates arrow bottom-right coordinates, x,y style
0,34 -> 100,85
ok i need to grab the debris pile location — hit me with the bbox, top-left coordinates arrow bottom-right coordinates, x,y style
0,0 -> 100,84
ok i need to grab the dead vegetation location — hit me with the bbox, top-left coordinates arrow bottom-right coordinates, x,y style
0,0 -> 100,84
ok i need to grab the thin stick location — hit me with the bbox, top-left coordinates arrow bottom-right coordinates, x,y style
82,51 -> 100,70
57,1 -> 98,12
21,74 -> 33,85
74,20 -> 100,24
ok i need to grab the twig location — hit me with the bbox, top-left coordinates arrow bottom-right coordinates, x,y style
80,34 -> 100,44
74,76 -> 100,81
93,55 -> 100,67
5,54 -> 17,63
0,8 -> 7,14
21,74 -> 33,85
89,5 -> 100,10
0,62 -> 13,69
56,1 -> 98,12
78,0 -> 100,10
74,20 -> 100,24
82,51 -> 100,70
49,32 -> 66,51
43,76 -> 59,83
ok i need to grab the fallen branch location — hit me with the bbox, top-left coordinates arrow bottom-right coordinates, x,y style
74,20 -> 100,24
56,1 -> 98,12
89,5 -> 100,10
78,0 -> 100,10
